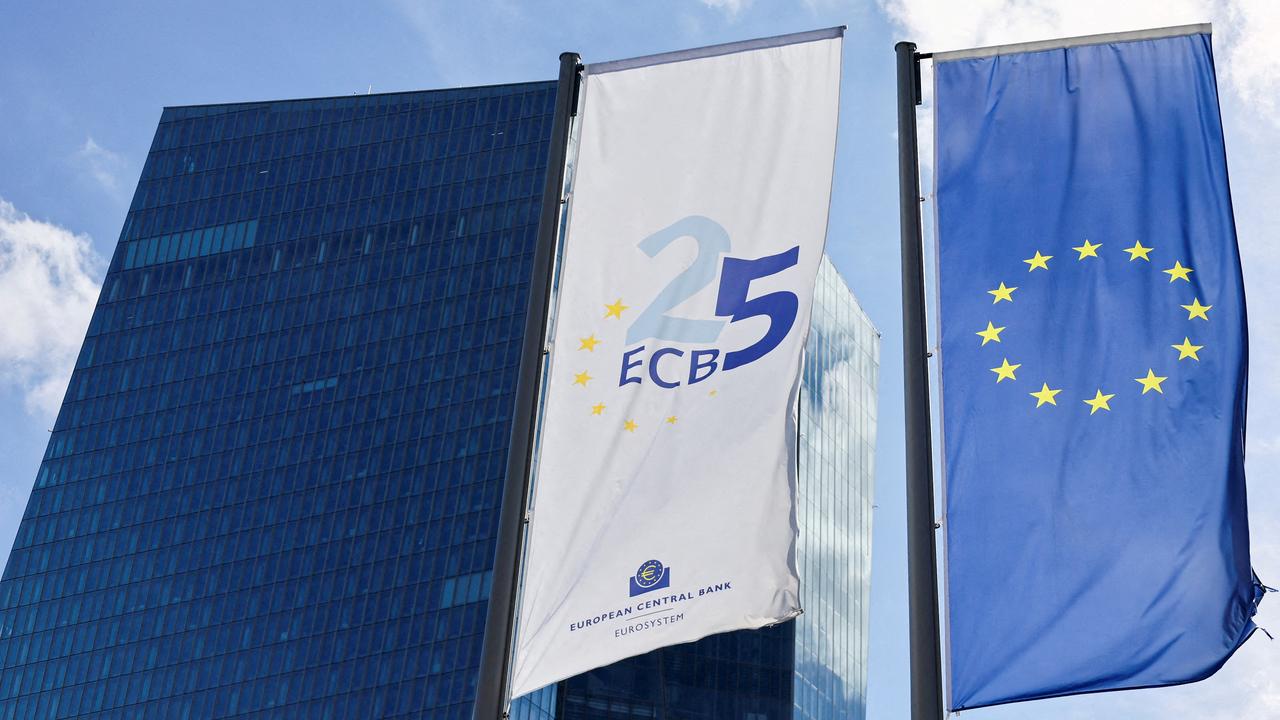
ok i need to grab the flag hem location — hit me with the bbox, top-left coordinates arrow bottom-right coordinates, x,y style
586,26 -> 844,75
930,23 -> 1210,63
951,617 -> 1263,712
927,62 -> 958,714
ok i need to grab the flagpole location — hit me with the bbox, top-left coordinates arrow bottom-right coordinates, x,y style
473,50 -> 581,720
895,41 -> 945,720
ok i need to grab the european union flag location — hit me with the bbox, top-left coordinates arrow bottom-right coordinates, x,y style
934,26 -> 1266,710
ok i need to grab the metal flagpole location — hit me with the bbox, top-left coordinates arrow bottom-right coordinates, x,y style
894,41 -> 945,720
473,50 -> 582,720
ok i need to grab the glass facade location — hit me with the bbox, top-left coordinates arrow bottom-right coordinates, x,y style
794,257 -> 878,720
0,82 -> 876,720
0,82 -> 559,720
555,258 -> 879,720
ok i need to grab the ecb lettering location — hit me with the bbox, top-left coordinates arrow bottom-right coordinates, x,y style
619,215 -> 800,389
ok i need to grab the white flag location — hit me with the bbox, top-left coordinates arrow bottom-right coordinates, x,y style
510,28 -> 843,698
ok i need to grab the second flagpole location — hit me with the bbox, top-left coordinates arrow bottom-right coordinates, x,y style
473,50 -> 582,720
895,40 -> 945,720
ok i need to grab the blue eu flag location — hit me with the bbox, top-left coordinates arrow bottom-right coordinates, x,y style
935,27 -> 1266,710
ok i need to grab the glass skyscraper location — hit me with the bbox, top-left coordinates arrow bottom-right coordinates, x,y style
794,257 -> 878,720
0,80 -> 876,720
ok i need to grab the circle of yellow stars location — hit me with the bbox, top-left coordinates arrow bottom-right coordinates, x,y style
977,239 -> 1210,414
569,297 -> 710,435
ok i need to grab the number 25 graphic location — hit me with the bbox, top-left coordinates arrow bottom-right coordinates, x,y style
626,215 -> 799,372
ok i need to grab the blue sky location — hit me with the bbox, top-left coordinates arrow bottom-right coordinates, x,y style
0,1 -> 1275,717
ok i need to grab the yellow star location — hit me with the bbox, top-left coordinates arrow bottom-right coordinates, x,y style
1163,261 -> 1193,283
1083,389 -> 1115,415
976,321 -> 1005,346
1134,369 -> 1167,395
1172,337 -> 1203,361
1123,240 -> 1153,261
604,298 -> 629,319
573,371 -> 592,386
990,358 -> 1020,383
987,282 -> 1018,304
579,334 -> 601,351
1072,239 -> 1102,260
665,416 -> 678,425
591,402 -> 606,415
1181,297 -> 1211,321
623,419 -> 638,433
1023,251 -> 1053,271
1029,383 -> 1061,408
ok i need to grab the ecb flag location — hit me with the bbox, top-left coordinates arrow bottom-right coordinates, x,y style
508,29 -> 843,697
935,25 -> 1266,710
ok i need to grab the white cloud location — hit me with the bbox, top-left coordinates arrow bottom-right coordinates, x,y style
889,0 -> 1212,173
880,0 -> 1280,131
880,0 -> 1207,56
1220,1 -> 1280,122
0,198 -> 104,419
76,136 -> 127,195
391,0 -> 540,87
701,0 -> 750,17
